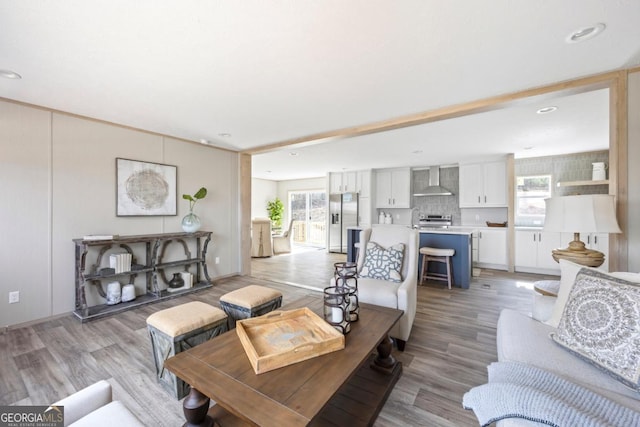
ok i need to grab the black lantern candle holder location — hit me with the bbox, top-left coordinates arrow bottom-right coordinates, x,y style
323,286 -> 351,334
333,262 -> 359,322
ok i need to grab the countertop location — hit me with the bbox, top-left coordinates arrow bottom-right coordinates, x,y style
417,227 -> 475,236
348,224 -> 521,235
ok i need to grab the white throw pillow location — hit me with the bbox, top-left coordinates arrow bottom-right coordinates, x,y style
545,260 -> 640,328
544,259 -> 592,328
359,242 -> 405,283
550,268 -> 640,390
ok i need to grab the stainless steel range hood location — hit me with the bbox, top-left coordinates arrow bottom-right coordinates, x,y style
413,166 -> 454,196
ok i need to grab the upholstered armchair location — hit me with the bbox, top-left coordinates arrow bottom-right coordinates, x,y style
338,226 -> 419,351
273,220 -> 294,254
53,380 -> 143,426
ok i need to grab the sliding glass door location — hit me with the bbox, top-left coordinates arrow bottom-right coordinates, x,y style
289,191 -> 326,247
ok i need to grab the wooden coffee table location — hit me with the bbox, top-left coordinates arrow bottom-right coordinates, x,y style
164,302 -> 403,427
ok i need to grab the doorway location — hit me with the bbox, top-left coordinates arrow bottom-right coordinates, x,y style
289,191 -> 327,248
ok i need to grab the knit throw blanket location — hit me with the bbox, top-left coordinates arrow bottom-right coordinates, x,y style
463,362 -> 640,427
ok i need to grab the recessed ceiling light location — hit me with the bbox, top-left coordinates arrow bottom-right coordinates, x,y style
0,69 -> 22,79
412,150 -> 423,155
566,23 -> 605,43
218,133 -> 231,138
536,106 -> 558,114
266,170 -> 272,174
289,152 -> 298,156
523,146 -> 534,151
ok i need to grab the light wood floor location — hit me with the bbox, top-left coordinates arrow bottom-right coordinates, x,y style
1,251 -> 557,426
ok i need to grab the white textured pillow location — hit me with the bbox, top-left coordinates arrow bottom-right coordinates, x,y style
359,242 -> 405,283
545,261 -> 640,328
550,268 -> 640,390
545,259 -> 592,328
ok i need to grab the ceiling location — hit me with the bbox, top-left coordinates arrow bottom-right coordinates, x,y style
1,1 -> 639,181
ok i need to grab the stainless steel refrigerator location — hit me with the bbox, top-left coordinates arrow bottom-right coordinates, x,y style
329,192 -> 359,253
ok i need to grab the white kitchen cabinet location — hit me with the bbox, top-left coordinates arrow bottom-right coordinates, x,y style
356,170 -> 372,198
459,161 -> 507,207
515,230 -> 561,274
329,172 -> 342,194
375,168 -> 411,208
561,232 -> 610,271
329,171 -> 358,193
477,228 -> 507,270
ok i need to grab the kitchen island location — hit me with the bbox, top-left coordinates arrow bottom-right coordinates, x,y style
347,226 -> 473,289
417,228 -> 473,289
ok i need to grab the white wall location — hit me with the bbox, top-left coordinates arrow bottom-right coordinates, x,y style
0,99 -> 240,327
251,178 -> 278,219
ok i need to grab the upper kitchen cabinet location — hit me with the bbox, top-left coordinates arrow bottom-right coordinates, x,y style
330,170 -> 371,196
375,168 -> 411,208
329,171 -> 357,193
356,169 -> 372,198
459,160 -> 507,208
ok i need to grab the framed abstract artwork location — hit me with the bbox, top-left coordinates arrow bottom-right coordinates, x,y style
116,158 -> 177,216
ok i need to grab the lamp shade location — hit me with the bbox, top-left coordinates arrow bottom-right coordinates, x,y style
543,194 -> 621,234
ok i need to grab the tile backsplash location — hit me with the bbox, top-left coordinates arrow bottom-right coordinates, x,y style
516,150 -> 609,197
411,166 -> 461,225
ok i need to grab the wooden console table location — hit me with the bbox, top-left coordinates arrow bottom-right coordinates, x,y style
73,231 -> 213,322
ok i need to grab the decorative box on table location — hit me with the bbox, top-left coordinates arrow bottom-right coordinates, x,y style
236,307 -> 345,374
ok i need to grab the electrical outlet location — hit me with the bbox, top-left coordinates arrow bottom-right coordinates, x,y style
215,257 -> 220,264
9,291 -> 19,304
475,214 -> 480,222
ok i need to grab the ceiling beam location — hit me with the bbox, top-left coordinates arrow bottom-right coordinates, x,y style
244,69 -> 620,155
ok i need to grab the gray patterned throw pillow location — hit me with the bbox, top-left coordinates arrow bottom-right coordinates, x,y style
359,242 -> 405,283
550,268 -> 640,391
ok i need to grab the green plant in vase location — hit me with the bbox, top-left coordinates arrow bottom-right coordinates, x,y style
182,187 -> 207,232
267,197 -> 284,232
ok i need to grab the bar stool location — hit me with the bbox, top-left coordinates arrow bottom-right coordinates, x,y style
420,247 -> 455,289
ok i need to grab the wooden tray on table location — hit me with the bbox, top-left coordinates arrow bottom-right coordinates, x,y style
236,307 -> 345,374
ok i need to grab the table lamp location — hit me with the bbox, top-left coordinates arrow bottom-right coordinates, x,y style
543,194 -> 621,267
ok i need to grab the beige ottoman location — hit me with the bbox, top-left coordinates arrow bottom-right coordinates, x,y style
147,301 -> 228,399
219,285 -> 283,328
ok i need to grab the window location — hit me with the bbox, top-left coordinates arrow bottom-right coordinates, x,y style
516,175 -> 551,226
288,191 -> 327,247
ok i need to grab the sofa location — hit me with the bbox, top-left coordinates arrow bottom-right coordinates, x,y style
465,259 -> 640,426
53,380 -> 143,427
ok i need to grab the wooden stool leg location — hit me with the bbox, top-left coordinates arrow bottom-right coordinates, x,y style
420,254 -> 427,284
446,256 -> 452,290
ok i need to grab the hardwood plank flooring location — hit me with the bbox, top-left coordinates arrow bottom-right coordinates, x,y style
1,250 -> 557,426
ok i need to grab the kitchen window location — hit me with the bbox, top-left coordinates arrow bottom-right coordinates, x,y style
515,175 -> 551,226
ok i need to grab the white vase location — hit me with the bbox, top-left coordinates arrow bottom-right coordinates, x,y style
106,281 -> 121,305
181,211 -> 201,232
121,284 -> 136,302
